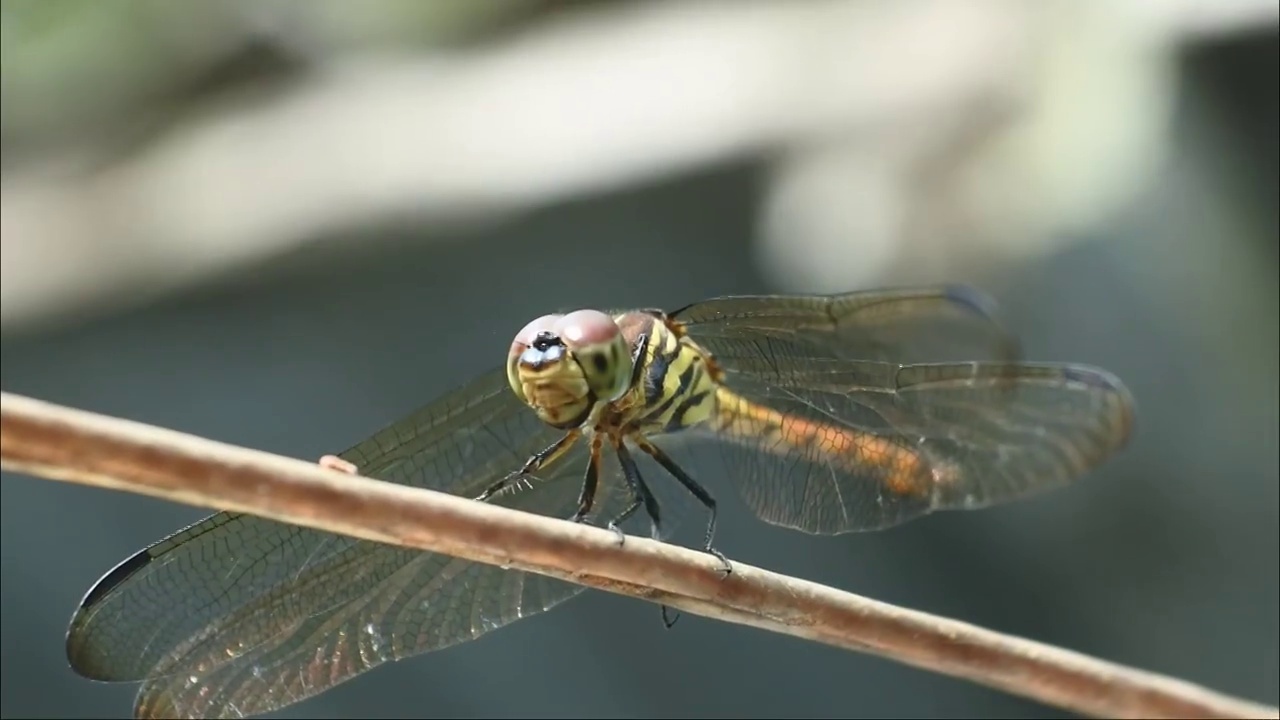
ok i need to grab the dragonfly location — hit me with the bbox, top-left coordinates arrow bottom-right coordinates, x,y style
64,285 -> 1135,719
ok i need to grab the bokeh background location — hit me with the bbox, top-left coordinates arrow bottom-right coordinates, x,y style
2,1 -> 1276,718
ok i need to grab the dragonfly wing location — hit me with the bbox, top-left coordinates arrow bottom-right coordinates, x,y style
65,367 -> 628,720
670,284 -> 1021,366
675,287 -> 1134,535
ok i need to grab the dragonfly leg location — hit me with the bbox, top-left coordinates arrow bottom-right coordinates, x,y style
662,606 -> 681,629
634,436 -> 732,577
609,437 -> 663,542
613,436 -> 686,628
474,430 -> 580,502
627,332 -> 651,393
606,496 -> 642,535
568,434 -> 604,524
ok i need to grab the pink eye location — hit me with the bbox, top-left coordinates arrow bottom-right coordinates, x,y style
509,314 -> 563,358
553,310 -> 620,349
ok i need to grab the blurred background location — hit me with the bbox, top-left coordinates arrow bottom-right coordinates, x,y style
1,0 -> 1276,718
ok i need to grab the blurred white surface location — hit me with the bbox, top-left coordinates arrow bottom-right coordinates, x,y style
1,0 -> 1275,331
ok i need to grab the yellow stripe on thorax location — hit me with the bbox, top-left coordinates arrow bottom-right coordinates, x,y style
623,321 -> 719,434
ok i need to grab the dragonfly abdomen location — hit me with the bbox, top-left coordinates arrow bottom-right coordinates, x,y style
709,387 -> 937,500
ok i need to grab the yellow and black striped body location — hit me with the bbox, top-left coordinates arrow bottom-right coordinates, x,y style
609,310 -> 935,500
608,311 -> 721,437
502,308 -> 937,508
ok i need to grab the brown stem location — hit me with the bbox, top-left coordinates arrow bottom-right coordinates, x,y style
1,391 -> 1275,720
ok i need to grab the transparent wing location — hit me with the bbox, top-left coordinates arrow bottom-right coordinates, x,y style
674,286 -> 1135,535
65,368 -> 630,720
670,284 -> 1022,366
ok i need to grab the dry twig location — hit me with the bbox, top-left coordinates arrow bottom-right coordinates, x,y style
1,390 -> 1276,720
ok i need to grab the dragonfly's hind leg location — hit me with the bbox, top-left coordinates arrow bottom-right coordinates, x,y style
633,437 -> 732,577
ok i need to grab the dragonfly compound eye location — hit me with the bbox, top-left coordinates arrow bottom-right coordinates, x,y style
506,310 -> 630,429
507,313 -> 564,404
554,309 -> 632,403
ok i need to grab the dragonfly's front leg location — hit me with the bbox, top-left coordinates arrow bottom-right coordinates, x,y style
475,430 -> 581,502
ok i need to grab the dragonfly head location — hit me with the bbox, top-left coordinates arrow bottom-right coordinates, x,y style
507,309 -> 634,428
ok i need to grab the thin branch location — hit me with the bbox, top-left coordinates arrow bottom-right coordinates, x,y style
1,390 -> 1275,720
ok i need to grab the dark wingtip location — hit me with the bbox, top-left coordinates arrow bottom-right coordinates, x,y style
940,284 -> 1022,361
1060,365 -> 1125,391
75,547 -> 154,611
65,547 -> 156,676
1062,365 -> 1139,449
941,284 -> 1003,321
